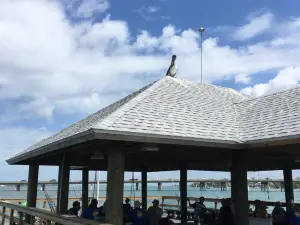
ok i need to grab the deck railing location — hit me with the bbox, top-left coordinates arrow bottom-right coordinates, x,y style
161,196 -> 287,211
0,201 -> 110,225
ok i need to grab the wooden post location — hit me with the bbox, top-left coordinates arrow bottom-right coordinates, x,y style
283,166 -> 294,208
18,212 -> 23,225
105,149 -> 125,225
25,165 -> 39,224
1,206 -> 6,225
82,168 -> 89,212
231,152 -> 249,225
141,170 -> 147,211
180,167 -> 187,223
9,209 -> 14,225
56,165 -> 63,213
157,182 -> 162,191
58,158 -> 70,214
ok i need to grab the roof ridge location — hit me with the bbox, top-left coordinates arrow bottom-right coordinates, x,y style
237,85 -> 300,104
172,77 -> 249,99
94,76 -> 167,130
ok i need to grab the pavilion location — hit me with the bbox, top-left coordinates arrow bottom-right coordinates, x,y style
6,76 -> 300,225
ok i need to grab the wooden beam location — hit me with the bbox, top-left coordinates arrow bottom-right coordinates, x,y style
283,166 -> 294,208
141,169 -> 147,211
57,154 -> 70,214
180,166 -> 187,223
105,149 -> 125,225
82,168 -> 89,212
25,165 -> 39,224
231,152 -> 249,225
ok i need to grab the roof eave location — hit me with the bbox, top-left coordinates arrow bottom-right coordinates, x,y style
93,129 -> 244,149
244,133 -> 300,148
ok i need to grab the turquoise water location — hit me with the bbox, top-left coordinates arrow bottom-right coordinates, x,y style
0,184 -> 298,211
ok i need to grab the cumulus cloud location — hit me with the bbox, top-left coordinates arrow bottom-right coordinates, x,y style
1,1 -> 300,125
241,67 -> 300,96
235,73 -> 251,84
63,0 -> 109,18
233,11 -> 274,41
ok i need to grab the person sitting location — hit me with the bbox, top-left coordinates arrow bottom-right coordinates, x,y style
218,198 -> 235,225
255,201 -> 268,219
146,199 -> 163,225
272,202 -> 285,225
68,201 -> 81,216
129,201 -> 146,225
188,196 -> 207,223
81,199 -> 102,220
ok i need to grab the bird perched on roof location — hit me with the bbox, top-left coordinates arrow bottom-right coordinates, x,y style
166,55 -> 177,77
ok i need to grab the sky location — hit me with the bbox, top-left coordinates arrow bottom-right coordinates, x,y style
1,0 -> 300,181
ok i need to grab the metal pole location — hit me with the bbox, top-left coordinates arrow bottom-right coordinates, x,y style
96,171 -> 100,202
198,27 -> 205,83
201,32 -> 203,83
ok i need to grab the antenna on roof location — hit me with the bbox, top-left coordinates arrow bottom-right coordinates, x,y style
166,55 -> 178,77
198,27 -> 205,83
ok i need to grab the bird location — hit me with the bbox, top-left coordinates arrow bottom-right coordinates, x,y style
166,55 -> 178,77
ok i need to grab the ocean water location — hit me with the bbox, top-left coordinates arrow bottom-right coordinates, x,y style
0,184 -> 298,211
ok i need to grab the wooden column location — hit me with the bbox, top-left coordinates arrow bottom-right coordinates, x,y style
141,169 -> 147,211
180,167 -> 187,223
82,168 -> 89,212
105,150 -> 125,225
57,154 -> 70,214
25,165 -> 39,223
231,152 -> 249,225
56,165 -> 63,213
283,166 -> 294,207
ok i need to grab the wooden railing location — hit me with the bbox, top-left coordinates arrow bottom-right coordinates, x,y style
0,201 -> 110,225
161,196 -> 287,211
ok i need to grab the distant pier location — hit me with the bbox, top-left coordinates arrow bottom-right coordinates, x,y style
1,178 -> 298,192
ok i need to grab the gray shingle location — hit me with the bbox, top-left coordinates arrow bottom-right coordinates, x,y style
9,76 -> 300,162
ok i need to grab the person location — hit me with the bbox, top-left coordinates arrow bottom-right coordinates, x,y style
81,199 -> 102,220
123,198 -> 132,222
129,201 -> 146,225
188,196 -> 207,223
272,202 -> 285,225
68,201 -> 81,216
218,198 -> 235,225
256,201 -> 268,219
146,199 -> 163,225
286,200 -> 300,225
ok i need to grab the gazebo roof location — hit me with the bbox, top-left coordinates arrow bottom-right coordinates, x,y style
7,76 -> 300,166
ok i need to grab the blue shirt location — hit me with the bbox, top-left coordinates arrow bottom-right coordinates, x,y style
81,207 -> 102,220
129,208 -> 147,225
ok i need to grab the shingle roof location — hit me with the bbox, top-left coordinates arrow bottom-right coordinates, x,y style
236,86 -> 300,143
8,76 -> 300,162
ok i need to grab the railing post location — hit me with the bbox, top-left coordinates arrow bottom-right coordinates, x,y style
1,207 -> 6,225
18,212 -> 23,225
9,209 -> 14,225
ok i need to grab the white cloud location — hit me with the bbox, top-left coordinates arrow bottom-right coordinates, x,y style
1,1 -> 300,123
63,0 -> 109,18
235,73 -> 251,84
241,67 -> 300,96
233,12 -> 274,41
137,6 -> 161,21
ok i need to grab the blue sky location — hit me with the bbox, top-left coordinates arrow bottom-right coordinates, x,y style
1,0 -> 300,181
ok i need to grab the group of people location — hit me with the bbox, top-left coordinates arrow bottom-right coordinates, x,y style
270,200 -> 300,225
67,198 -> 166,225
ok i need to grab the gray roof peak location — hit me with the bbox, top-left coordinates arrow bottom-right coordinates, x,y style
7,76 -> 300,163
